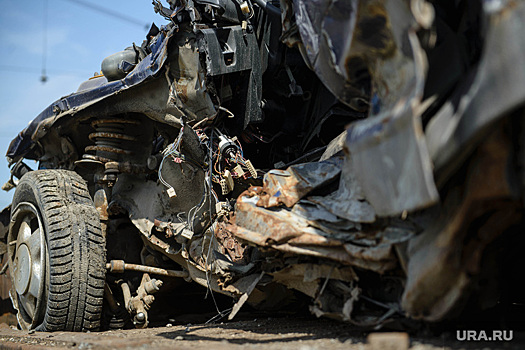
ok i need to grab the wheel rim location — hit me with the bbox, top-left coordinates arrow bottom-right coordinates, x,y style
8,202 -> 47,330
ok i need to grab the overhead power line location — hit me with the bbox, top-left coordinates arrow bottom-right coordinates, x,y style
58,0 -> 151,30
0,65 -> 94,75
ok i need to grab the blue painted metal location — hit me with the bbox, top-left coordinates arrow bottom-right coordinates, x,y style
6,30 -> 172,162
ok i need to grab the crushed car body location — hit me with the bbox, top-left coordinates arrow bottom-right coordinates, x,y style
2,0 -> 525,331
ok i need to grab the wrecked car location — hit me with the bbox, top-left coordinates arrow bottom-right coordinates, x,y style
1,0 -> 525,332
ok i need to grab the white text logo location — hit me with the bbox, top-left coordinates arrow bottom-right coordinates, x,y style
456,330 -> 513,342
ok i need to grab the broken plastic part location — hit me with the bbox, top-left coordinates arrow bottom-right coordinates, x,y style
220,178 -> 230,195
167,187 -> 177,198
245,159 -> 257,178
216,201 -> 225,214
181,228 -> 194,240
240,2 -> 250,14
233,165 -> 245,178
224,170 -> 234,192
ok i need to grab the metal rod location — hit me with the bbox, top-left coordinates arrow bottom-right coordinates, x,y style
120,281 -> 132,311
0,262 -> 8,275
106,260 -> 189,278
103,283 -> 120,313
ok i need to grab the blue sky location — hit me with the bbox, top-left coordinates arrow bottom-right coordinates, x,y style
0,0 -> 167,208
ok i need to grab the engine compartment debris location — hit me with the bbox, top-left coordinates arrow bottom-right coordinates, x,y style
2,0 -> 525,333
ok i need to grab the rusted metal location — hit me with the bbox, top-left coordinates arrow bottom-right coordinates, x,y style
92,119 -> 141,127
108,260 -> 125,273
125,273 -> 163,328
107,161 -> 149,174
214,223 -> 250,264
106,260 -> 189,278
224,186 -> 413,273
256,157 -> 343,208
88,132 -> 137,142
120,281 -> 132,312
233,191 -> 345,246
84,117 -> 152,164
4,0 -> 525,331
94,188 -> 109,222
85,145 -> 133,155
153,219 -> 175,238
401,127 -> 521,321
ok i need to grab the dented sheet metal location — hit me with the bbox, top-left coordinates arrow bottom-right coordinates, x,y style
345,105 -> 439,217
402,127 -> 521,321
256,156 -> 342,208
224,159 -> 415,273
292,0 -> 364,106
289,0 -> 439,216
343,2 -> 439,216
6,29 -> 173,163
426,1 -> 525,182
5,0 -> 525,332
270,264 -> 357,303
308,156 -> 376,223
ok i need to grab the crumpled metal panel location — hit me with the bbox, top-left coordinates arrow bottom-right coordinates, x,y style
233,193 -> 344,247
345,103 -> 439,216
290,0 -> 439,216
343,1 -> 439,216
292,0 -> 434,113
224,177 -> 415,273
6,29 -> 172,162
308,155 -> 375,223
256,156 -> 343,208
426,1 -> 525,182
292,0 -> 368,106
167,31 -> 217,122
401,128 -> 521,321
6,27 -> 220,165
270,264 -> 357,300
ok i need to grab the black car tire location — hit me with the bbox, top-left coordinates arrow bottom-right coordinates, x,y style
7,170 -> 106,331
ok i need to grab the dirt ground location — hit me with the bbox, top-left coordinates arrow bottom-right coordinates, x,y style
1,263 -> 523,350
1,314 -> 524,350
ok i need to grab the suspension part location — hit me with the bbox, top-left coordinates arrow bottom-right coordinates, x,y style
84,118 -> 142,162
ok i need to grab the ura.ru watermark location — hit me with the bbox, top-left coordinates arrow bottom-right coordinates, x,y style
456,330 -> 513,342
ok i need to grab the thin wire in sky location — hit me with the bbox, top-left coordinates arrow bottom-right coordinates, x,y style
59,0 -> 150,30
0,65 -> 93,75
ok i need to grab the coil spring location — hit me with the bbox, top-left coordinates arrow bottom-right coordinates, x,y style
84,118 -> 141,162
